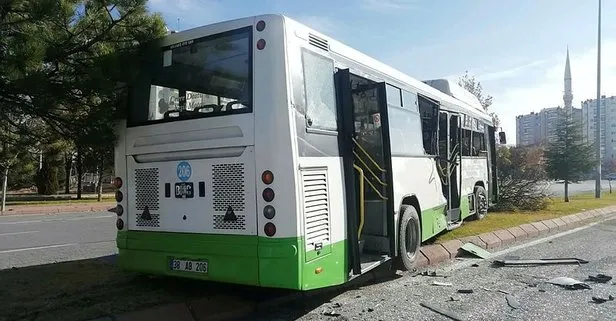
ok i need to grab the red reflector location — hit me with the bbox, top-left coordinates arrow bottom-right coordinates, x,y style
116,218 -> 124,230
264,222 -> 276,237
115,190 -> 123,202
261,170 -> 274,184
257,39 -> 266,50
262,188 -> 275,202
256,20 -> 266,31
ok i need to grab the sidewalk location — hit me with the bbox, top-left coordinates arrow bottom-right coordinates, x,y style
1,202 -> 115,216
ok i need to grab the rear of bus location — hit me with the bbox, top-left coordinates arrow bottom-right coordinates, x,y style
113,15 -> 313,289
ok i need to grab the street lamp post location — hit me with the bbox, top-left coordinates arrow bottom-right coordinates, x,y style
595,0 -> 602,198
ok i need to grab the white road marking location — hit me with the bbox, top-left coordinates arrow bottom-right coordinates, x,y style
0,215 -> 114,225
0,231 -> 39,236
0,243 -> 77,254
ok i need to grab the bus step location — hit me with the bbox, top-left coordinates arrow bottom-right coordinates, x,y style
446,221 -> 463,230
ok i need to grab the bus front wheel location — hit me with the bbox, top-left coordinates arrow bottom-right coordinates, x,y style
397,205 -> 421,271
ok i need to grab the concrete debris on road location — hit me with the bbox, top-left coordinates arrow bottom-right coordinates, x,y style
493,258 -> 589,267
506,294 -> 521,309
432,281 -> 453,287
460,243 -> 491,259
547,277 -> 592,290
420,302 -> 465,321
591,295 -> 614,304
586,274 -> 612,283
457,289 -> 474,294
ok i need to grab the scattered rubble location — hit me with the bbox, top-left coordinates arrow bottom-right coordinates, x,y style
457,289 -> 474,294
506,294 -> 521,309
420,302 -> 465,321
586,274 -> 612,283
547,277 -> 591,290
460,243 -> 491,259
591,295 -> 614,304
493,258 -> 589,267
432,281 -> 453,287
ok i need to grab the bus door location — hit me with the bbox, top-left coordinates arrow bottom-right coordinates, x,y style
437,111 -> 462,224
335,68 -> 395,276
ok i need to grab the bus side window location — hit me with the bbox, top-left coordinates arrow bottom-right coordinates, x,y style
471,131 -> 486,156
461,129 -> 471,156
301,49 -> 337,132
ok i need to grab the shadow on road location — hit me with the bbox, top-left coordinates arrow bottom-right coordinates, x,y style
0,255 -> 404,321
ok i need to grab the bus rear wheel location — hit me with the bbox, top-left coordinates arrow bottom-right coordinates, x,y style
397,205 -> 421,271
471,186 -> 488,220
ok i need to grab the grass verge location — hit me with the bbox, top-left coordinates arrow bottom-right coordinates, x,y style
6,198 -> 114,206
435,190 -> 616,242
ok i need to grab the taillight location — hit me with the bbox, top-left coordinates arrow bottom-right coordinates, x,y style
115,190 -> 123,202
116,204 -> 124,216
263,205 -> 275,219
264,222 -> 276,237
261,170 -> 274,184
257,39 -> 266,50
113,177 -> 123,189
262,188 -> 275,202
116,218 -> 124,230
256,20 -> 266,32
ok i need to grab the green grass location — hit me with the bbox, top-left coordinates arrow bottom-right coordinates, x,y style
435,191 -> 616,242
0,258 -> 254,321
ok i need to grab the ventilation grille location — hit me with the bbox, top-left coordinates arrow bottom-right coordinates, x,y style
302,169 -> 330,249
135,168 -> 159,211
308,33 -> 329,51
211,163 -> 246,212
213,214 -> 246,230
136,213 -> 160,227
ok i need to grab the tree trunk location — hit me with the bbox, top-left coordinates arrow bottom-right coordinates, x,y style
76,146 -> 83,200
1,167 -> 8,214
564,180 -> 569,202
64,152 -> 72,194
609,180 -> 612,194
97,165 -> 103,202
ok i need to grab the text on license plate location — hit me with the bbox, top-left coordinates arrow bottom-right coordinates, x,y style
170,259 -> 208,273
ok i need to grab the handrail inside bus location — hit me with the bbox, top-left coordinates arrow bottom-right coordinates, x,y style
353,151 -> 387,187
352,138 -> 386,173
353,164 -> 365,239
360,170 -> 388,200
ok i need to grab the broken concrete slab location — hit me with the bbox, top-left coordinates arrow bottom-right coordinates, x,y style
459,243 -> 491,259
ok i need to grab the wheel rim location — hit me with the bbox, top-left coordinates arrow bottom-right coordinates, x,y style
405,219 -> 419,259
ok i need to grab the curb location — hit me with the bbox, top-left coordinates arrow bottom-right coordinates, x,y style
85,205 -> 616,321
418,205 -> 616,269
1,203 -> 115,216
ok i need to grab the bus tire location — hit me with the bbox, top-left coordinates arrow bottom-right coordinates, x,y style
471,186 -> 488,220
397,205 -> 421,271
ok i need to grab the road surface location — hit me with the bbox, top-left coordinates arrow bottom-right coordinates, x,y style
546,180 -> 612,196
250,217 -> 616,321
0,211 -> 117,269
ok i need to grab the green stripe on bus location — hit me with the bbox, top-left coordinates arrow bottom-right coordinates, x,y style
116,231 -> 347,290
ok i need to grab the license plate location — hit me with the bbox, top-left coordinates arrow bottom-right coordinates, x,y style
174,182 -> 193,198
170,259 -> 208,273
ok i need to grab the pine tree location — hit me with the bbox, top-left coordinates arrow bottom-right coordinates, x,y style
544,110 -> 595,202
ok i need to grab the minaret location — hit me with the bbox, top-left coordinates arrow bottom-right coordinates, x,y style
563,47 -> 573,114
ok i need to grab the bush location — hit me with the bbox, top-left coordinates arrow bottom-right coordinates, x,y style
35,161 -> 59,195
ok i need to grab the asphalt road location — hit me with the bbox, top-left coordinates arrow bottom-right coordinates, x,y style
0,211 -> 117,270
546,179 -> 613,196
251,218 -> 616,321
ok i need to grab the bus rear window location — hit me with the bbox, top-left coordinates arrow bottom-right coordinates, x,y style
128,27 -> 252,125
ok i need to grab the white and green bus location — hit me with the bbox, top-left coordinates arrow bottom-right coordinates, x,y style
112,14 -> 505,291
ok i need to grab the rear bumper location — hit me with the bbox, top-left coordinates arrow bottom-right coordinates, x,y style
116,230 -> 303,290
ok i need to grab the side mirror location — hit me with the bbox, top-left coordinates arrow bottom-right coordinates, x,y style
498,131 -> 507,145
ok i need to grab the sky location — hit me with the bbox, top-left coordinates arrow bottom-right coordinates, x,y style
147,0 -> 616,144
